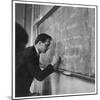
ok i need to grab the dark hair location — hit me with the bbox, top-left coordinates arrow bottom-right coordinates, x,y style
35,33 -> 52,45
15,23 -> 28,50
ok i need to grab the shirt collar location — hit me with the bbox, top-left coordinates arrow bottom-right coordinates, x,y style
34,45 -> 39,55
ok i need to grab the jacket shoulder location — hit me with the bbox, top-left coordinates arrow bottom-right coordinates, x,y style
23,46 -> 36,57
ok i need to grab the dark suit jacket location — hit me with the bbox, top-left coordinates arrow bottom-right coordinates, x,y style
15,46 -> 54,97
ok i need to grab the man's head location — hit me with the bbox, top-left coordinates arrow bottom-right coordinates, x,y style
35,33 -> 52,53
16,23 -> 28,51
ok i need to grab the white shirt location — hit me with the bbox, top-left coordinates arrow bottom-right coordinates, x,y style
34,46 -> 39,55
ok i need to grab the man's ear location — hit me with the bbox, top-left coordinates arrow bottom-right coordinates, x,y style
38,41 -> 42,46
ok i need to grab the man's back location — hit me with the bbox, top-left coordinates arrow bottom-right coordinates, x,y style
15,46 -> 54,97
15,46 -> 38,97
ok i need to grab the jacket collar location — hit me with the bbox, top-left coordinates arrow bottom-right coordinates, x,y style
32,46 -> 40,57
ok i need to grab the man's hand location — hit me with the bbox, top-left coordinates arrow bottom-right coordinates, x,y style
51,55 -> 61,70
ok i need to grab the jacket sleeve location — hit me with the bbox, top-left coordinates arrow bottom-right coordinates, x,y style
34,64 -> 54,81
27,55 -> 54,81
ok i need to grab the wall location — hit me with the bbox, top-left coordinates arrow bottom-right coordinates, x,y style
15,3 -> 32,46
40,5 -> 53,17
15,3 -> 25,28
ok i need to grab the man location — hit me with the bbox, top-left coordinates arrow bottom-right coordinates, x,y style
15,33 -> 60,97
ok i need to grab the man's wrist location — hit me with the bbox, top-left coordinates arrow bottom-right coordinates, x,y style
50,64 -> 57,71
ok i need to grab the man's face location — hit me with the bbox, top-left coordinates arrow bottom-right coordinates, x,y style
39,39 -> 51,53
